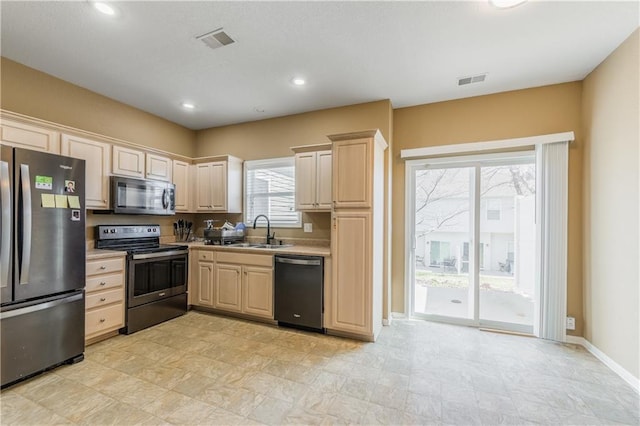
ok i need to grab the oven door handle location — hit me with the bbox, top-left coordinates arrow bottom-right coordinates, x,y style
131,249 -> 189,260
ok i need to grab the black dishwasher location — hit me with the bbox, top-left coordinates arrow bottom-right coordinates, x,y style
274,255 -> 324,332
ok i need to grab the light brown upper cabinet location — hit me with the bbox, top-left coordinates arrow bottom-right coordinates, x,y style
145,153 -> 172,182
195,156 -> 242,213
112,145 -> 145,178
327,130 -> 387,341
172,159 -> 191,212
61,134 -> 111,209
1,119 -> 60,154
292,144 -> 332,211
332,138 -> 372,209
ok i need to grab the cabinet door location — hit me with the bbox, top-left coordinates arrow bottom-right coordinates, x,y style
0,119 -> 59,153
173,160 -> 190,212
316,150 -> 332,210
214,263 -> 242,312
242,266 -> 273,319
196,261 -> 214,307
61,134 -> 110,209
146,153 -> 172,182
330,211 -> 372,334
112,145 -> 144,178
332,138 -> 371,209
295,152 -> 317,210
195,163 -> 212,211
209,161 -> 227,211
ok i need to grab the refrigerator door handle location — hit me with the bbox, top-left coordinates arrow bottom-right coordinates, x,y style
0,160 -> 10,289
19,164 -> 32,285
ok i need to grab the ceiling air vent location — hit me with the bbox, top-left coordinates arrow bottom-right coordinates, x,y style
197,28 -> 235,50
458,73 -> 487,86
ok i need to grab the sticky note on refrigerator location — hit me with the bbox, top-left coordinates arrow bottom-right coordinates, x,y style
55,195 -> 68,208
41,194 -> 56,208
67,195 -> 81,209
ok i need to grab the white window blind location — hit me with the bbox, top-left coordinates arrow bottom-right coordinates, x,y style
244,157 -> 301,228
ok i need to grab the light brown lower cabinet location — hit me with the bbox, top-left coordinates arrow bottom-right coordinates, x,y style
85,253 -> 126,343
191,250 -> 274,320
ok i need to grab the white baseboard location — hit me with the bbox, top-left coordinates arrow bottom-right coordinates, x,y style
567,336 -> 640,394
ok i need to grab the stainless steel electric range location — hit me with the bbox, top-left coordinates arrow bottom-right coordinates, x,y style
95,225 -> 188,334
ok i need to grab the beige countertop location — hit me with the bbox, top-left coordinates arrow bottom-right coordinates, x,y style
174,241 -> 330,257
86,249 -> 128,260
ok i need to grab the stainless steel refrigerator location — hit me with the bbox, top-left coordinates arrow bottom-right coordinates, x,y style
0,146 -> 86,388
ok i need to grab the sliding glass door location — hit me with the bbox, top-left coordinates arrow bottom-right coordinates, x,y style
407,153 -> 536,333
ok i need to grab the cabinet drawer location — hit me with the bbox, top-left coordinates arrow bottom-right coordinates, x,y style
196,251 -> 214,262
86,288 -> 124,309
86,273 -> 124,293
87,257 -> 124,276
216,252 -> 272,267
86,303 -> 124,337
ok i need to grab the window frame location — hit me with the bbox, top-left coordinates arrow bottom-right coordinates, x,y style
243,156 -> 302,228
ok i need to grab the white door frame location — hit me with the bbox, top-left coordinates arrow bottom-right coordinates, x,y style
404,151 -> 536,333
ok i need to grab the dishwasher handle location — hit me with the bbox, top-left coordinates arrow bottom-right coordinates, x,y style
275,256 -> 322,266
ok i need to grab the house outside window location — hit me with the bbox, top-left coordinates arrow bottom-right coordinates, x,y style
486,199 -> 501,220
244,157 -> 301,227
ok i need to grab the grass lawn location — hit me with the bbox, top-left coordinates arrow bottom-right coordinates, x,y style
416,269 -> 516,292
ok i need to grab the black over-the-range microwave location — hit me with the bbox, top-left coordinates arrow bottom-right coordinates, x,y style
111,175 -> 175,215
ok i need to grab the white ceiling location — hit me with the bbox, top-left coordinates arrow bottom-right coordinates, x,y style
1,1 -> 638,130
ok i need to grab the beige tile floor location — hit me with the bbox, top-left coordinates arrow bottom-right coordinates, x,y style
1,311 -> 638,425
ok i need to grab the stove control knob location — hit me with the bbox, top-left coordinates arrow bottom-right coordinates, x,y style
152,228 -> 157,232
103,229 -> 108,234
147,228 -> 151,232
110,229 -> 116,233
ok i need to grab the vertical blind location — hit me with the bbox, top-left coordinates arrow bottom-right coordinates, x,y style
244,157 -> 301,227
535,141 -> 569,342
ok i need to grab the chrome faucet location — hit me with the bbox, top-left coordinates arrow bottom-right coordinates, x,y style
252,214 -> 275,245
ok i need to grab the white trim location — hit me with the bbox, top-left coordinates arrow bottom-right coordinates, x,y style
567,336 -> 640,394
401,131 -> 575,159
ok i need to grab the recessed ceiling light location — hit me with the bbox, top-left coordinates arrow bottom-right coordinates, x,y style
93,2 -> 116,16
292,78 -> 306,86
489,0 -> 527,8
181,102 -> 195,109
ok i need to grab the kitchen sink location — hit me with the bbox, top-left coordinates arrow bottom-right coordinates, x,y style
252,244 -> 294,249
226,243 -> 293,249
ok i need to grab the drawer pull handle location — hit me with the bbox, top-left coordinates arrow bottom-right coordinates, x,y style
99,281 -> 106,286
159,292 -> 166,297
100,297 -> 106,302
99,318 -> 106,323
293,314 -> 301,318
100,266 -> 106,270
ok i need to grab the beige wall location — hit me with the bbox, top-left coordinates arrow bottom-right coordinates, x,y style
392,83 -> 584,336
1,57 -> 196,157
195,100 -> 391,159
582,29 -> 639,379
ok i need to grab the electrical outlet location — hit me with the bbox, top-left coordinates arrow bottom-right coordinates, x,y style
566,316 -> 576,330
303,223 -> 313,233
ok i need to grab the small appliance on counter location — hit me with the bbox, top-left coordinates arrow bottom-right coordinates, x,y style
203,228 -> 245,245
